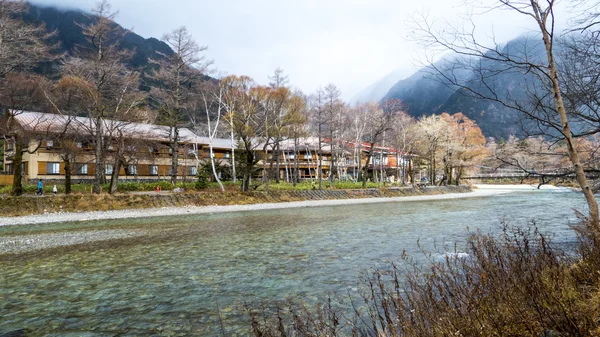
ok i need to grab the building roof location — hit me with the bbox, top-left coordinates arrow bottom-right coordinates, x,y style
276,137 -> 332,153
194,136 -> 237,150
11,111 -> 199,144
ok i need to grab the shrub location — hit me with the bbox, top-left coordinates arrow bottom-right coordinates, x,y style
195,171 -> 209,190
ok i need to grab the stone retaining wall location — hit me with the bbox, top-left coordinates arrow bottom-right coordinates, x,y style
0,186 -> 471,217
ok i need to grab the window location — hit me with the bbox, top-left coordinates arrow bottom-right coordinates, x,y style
304,154 -> 312,160
6,141 -> 13,151
46,140 -> 54,147
76,164 -> 88,175
287,154 -> 295,159
76,142 -> 82,148
105,165 -> 114,175
189,166 -> 198,176
5,164 -> 12,174
128,165 -> 137,175
224,152 -> 231,159
46,162 -> 60,175
149,165 -> 158,176
127,145 -> 136,152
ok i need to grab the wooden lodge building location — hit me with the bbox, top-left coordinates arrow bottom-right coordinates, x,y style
2,111 -> 412,185
3,111 -> 204,184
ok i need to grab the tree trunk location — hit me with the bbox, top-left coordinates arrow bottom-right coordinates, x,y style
109,137 -> 124,195
265,143 -> 276,187
109,158 -> 121,195
293,138 -> 299,187
275,141 -> 281,184
64,158 -> 72,195
171,126 -> 179,184
540,25 -> 600,227
455,167 -> 463,186
396,152 -> 401,185
210,144 -> 224,192
242,150 -> 254,192
12,139 -> 23,196
329,131 -> 336,185
409,158 -> 415,186
357,145 -> 362,183
93,119 -> 104,194
318,132 -> 323,191
230,127 -> 236,183
363,144 -> 375,188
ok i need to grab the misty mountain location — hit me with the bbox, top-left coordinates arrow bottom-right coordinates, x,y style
351,69 -> 407,104
23,3 -> 174,80
383,36 -> 549,139
382,57 -> 471,117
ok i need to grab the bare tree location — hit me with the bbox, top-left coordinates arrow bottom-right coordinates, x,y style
284,92 -> 309,186
383,99 -> 416,185
348,103 -> 371,182
412,0 -> 600,226
225,76 -> 268,192
267,68 -> 291,185
0,0 -> 56,195
323,84 -> 345,185
0,75 -> 51,195
150,26 -> 212,184
309,88 -> 327,190
64,0 -> 145,194
200,81 -> 225,192
0,0 -> 56,79
361,102 -> 396,188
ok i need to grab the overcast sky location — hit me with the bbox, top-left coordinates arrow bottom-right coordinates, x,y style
31,0 -> 564,101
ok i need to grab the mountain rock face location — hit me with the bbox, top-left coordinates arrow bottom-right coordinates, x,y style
383,36 -> 547,139
23,3 -> 174,78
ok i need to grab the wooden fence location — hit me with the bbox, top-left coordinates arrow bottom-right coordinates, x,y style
0,174 -> 13,186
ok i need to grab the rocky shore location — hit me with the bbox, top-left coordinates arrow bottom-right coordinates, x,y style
0,185 -> 565,256
0,186 -> 503,227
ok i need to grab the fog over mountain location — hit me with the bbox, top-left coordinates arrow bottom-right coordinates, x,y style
350,68 -> 408,104
380,36 -> 551,139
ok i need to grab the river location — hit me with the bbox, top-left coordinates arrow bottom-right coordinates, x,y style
0,189 -> 587,336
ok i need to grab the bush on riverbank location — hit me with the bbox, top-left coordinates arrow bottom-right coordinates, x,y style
247,221 -> 600,336
0,180 -> 230,195
0,180 -> 391,195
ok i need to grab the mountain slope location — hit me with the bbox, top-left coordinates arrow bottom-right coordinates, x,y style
383,36 -> 547,139
23,3 -> 174,78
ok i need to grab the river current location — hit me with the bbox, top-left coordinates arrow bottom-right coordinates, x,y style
0,190 -> 587,336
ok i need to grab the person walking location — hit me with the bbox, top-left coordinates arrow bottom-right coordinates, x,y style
53,184 -> 58,196
37,179 -> 43,196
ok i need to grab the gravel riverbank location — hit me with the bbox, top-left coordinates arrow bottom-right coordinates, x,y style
0,187 -> 515,227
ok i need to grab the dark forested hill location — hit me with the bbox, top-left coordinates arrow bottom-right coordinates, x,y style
23,3 -> 174,78
383,36 -> 548,139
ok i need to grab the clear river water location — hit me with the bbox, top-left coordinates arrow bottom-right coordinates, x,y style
0,190 -> 589,336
